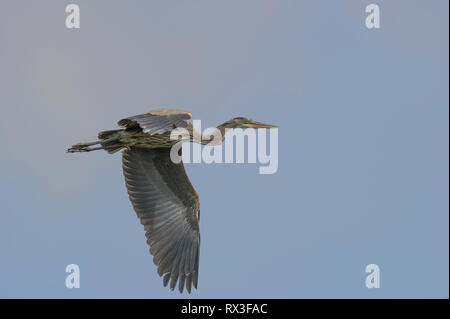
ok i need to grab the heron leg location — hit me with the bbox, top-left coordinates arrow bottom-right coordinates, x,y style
67,141 -> 103,153
78,141 -> 101,147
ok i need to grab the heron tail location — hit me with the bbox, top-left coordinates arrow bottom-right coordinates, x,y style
67,129 -> 125,154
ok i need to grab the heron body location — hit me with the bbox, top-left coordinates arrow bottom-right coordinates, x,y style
68,108 -> 276,293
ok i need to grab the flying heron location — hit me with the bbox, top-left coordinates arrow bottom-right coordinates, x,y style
67,108 -> 276,293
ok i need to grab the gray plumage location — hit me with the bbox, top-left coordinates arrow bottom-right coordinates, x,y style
123,147 -> 199,293
118,109 -> 193,135
67,108 -> 276,293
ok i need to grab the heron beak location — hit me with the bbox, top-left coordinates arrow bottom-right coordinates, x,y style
250,121 -> 278,129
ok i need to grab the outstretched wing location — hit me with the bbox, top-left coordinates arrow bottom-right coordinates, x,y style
122,147 -> 200,293
118,109 -> 192,135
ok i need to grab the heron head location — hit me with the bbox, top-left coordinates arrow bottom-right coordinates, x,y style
227,117 -> 277,129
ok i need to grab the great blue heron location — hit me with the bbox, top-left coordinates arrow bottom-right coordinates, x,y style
67,109 -> 276,293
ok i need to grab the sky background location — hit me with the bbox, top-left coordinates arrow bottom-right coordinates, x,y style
0,0 -> 448,298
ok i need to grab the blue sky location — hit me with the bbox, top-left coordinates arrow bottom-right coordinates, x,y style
0,0 -> 448,298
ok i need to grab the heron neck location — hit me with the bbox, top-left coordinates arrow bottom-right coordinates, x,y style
196,123 -> 229,145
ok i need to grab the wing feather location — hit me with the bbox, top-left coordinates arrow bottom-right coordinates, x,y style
118,109 -> 192,135
122,147 -> 200,293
